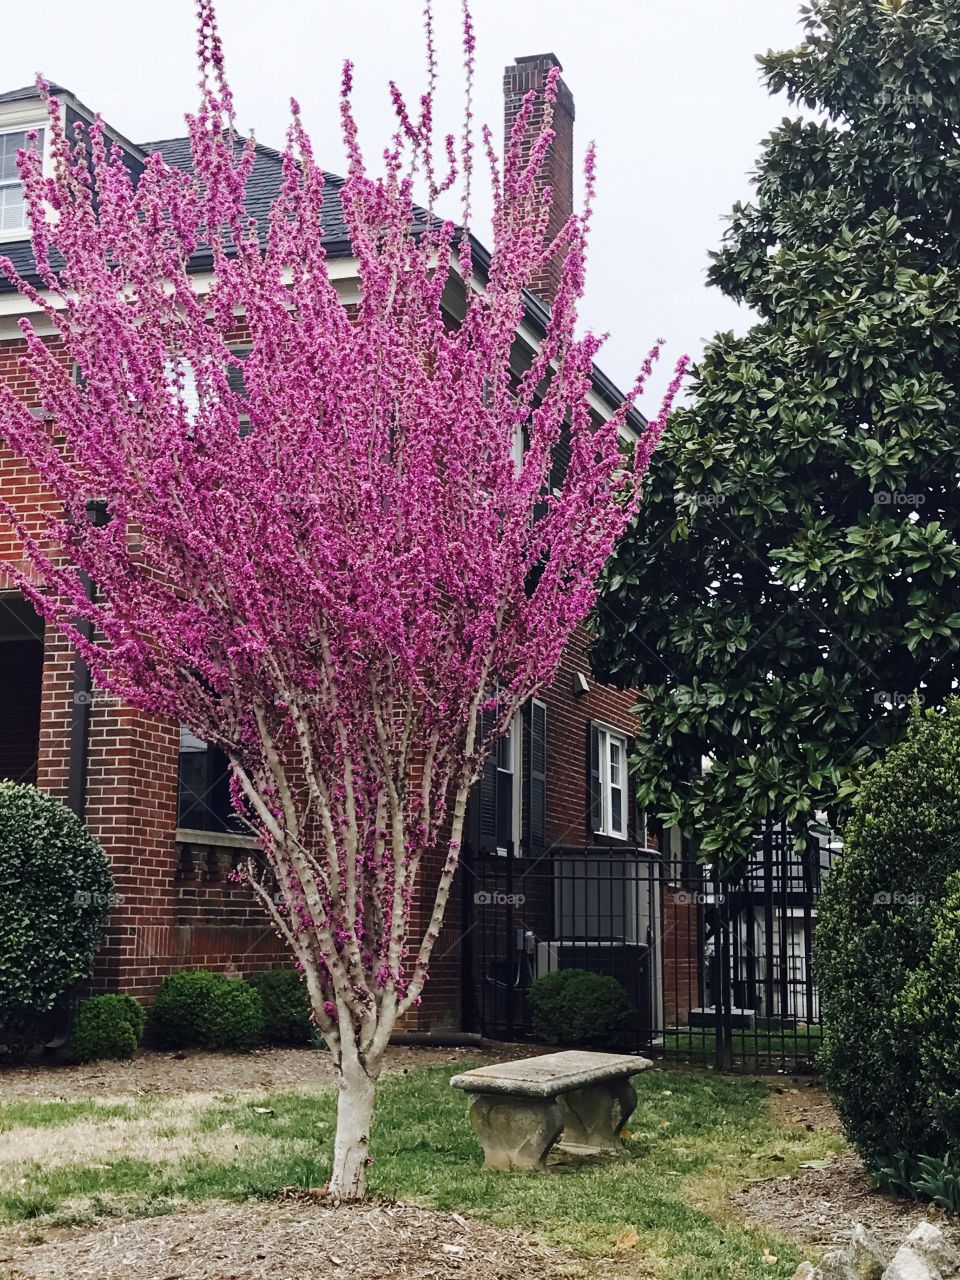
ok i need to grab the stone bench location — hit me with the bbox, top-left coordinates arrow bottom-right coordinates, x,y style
450,1049 -> 652,1171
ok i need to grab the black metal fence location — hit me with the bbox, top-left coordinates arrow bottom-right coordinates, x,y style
460,823 -> 837,1072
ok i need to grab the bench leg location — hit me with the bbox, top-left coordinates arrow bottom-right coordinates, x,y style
557,1078 -> 638,1154
467,1093 -> 564,1171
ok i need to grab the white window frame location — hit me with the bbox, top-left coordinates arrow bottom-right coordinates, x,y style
0,121 -> 47,242
495,714 -> 522,857
596,723 -> 628,840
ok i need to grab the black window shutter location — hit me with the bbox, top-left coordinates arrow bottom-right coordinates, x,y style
549,420 -> 573,495
226,348 -> 250,397
532,419 -> 573,526
588,722 -> 603,836
528,700 -> 547,854
626,734 -> 639,843
478,708 -> 498,849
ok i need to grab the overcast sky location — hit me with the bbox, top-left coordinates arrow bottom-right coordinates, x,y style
3,0 -> 806,405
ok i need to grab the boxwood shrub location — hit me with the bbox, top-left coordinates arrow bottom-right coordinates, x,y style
817,702 -> 960,1172
148,970 -> 263,1051
68,993 -> 146,1062
901,872 -> 960,1149
526,968 -> 634,1047
0,782 -> 113,1039
246,969 -> 314,1045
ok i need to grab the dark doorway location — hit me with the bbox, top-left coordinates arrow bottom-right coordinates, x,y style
0,593 -> 45,785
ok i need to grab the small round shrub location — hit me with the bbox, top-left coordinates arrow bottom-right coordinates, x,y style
148,970 -> 263,1051
114,993 -> 147,1043
817,702 -> 960,1170
68,994 -> 145,1062
246,969 -> 313,1045
526,968 -> 634,1047
0,782 -> 112,1038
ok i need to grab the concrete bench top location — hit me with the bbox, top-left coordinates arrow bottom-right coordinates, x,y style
450,1050 -> 652,1099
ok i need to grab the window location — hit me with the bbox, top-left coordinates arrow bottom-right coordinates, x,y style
590,723 -> 629,840
476,711 -> 522,855
0,127 -> 43,235
494,716 -> 520,854
177,727 -> 239,833
227,347 -> 252,436
164,357 -> 200,425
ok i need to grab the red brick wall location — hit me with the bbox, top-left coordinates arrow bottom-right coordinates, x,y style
661,886 -> 704,1028
537,622 -> 638,848
0,332 -> 287,999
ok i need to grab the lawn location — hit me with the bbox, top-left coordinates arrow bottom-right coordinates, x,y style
0,1059 -> 844,1280
661,1025 -> 823,1068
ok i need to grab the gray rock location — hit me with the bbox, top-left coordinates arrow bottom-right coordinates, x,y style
881,1223 -> 960,1280
849,1224 -> 888,1280
791,1264 -> 817,1280
881,1245 -> 937,1280
820,1248 -> 857,1280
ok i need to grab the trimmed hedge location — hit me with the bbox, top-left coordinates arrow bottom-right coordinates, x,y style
246,969 -> 314,1045
817,702 -> 960,1170
148,970 -> 263,1051
0,782 -> 113,1038
68,994 -> 145,1063
902,872 -> 960,1149
526,968 -> 634,1047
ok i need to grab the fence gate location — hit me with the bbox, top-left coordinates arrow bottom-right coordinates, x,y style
460,824 -> 836,1072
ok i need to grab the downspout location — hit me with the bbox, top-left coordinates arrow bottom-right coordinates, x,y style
66,498 -> 110,818
66,585 -> 94,819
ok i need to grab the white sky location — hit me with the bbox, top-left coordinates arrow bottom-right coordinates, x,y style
2,0 -> 805,405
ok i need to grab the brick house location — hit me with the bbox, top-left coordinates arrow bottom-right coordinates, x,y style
0,57 -> 701,1036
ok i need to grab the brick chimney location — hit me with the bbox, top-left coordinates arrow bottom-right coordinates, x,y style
503,53 -> 576,308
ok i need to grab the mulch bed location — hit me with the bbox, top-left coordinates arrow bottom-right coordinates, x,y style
0,1042 -> 534,1102
732,1145 -> 959,1255
2,1199 -> 571,1280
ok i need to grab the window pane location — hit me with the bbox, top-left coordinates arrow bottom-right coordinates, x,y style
609,738 -> 621,786
0,131 -> 29,183
496,722 -> 513,772
610,785 -> 623,834
0,129 -> 43,234
177,726 -> 236,832
165,358 -> 200,423
0,185 -> 26,232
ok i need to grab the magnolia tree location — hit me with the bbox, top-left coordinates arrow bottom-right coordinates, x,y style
0,1 -> 684,1197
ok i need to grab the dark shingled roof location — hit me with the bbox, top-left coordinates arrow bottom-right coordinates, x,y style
142,136 -> 354,260
0,83 -> 67,105
1,132 -> 353,286
1,91 -> 644,428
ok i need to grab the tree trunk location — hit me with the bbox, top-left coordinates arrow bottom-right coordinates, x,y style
329,1060 -> 377,1201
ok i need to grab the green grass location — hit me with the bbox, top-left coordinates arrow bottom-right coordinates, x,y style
0,1099 -> 143,1131
661,1026 -> 823,1065
0,1065 -> 844,1280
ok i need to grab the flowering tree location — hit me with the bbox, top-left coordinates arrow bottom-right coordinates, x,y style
0,1 -> 684,1198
